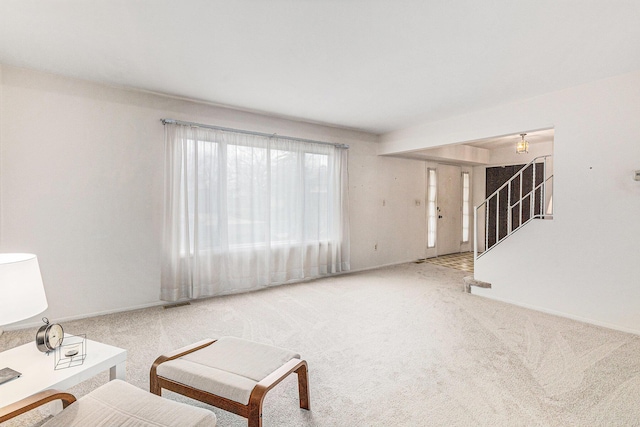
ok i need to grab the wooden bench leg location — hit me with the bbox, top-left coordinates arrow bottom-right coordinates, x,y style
247,359 -> 310,426
150,367 -> 162,396
296,362 -> 310,410
247,392 -> 265,427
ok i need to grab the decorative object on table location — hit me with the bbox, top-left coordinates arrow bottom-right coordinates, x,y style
55,334 -> 86,370
0,337 -> 126,411
36,317 -> 64,353
0,253 -> 48,380
0,367 -> 22,385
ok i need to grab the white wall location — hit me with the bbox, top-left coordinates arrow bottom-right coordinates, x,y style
0,65 -> 427,328
380,71 -> 640,334
349,143 -> 426,267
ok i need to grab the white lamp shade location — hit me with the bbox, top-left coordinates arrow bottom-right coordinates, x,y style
0,253 -> 48,325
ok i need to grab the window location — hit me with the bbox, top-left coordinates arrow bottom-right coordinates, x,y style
461,172 -> 470,243
162,122 -> 350,301
180,140 -> 336,253
427,168 -> 437,248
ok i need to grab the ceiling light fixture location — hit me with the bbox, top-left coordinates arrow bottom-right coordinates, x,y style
516,133 -> 529,154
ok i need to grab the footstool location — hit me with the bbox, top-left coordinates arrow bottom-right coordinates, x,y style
1,379 -> 216,426
150,337 -> 310,427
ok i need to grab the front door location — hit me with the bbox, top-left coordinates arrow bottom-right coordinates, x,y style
437,164 -> 462,256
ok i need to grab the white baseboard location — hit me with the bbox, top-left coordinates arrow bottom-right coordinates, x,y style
1,300 -> 167,332
471,292 -> 640,337
4,259 -> 422,332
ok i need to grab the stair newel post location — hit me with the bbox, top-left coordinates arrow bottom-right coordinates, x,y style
541,158 -> 547,218
484,201 -> 489,254
519,172 -> 523,227
530,163 -> 536,219
507,181 -> 512,234
495,192 -> 500,246
473,205 -> 478,260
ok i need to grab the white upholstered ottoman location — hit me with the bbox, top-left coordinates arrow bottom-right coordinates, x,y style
0,379 -> 216,426
150,337 -> 310,427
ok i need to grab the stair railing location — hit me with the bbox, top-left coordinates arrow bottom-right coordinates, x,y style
474,155 -> 553,260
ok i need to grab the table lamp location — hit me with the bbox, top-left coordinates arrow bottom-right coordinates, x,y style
0,253 -> 48,330
0,253 -> 48,384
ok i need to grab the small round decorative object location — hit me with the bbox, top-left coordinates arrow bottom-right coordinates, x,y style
65,348 -> 79,357
35,317 -> 64,353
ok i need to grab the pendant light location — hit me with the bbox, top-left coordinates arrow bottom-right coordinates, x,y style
516,133 -> 529,154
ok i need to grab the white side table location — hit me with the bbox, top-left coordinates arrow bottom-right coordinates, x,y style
0,336 -> 127,409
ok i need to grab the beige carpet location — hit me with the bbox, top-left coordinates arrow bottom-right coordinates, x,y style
2,262 -> 640,426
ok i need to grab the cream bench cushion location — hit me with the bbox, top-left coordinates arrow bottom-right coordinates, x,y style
156,336 -> 299,405
42,379 -> 216,427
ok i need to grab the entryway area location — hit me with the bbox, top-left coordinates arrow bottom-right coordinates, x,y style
426,163 -> 472,259
424,251 -> 474,273
436,164 -> 462,255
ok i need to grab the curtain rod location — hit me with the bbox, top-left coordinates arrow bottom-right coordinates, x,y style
161,119 -> 349,149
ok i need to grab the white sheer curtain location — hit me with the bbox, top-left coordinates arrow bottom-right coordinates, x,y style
161,122 -> 350,301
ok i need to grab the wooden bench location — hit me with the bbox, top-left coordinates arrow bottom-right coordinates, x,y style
150,337 -> 310,427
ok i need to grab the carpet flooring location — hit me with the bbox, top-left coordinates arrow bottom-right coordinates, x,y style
2,262 -> 640,426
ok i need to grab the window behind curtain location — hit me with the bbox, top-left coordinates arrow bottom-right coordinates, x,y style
162,123 -> 350,301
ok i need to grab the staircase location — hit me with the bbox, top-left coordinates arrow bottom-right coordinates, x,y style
475,156 -> 553,259
466,156 -> 553,292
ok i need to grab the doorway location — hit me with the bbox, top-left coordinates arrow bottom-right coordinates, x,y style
436,164 -> 462,255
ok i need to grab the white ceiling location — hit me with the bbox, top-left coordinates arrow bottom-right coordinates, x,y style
1,1 -> 639,135
390,128 -> 554,164
464,128 -> 554,150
